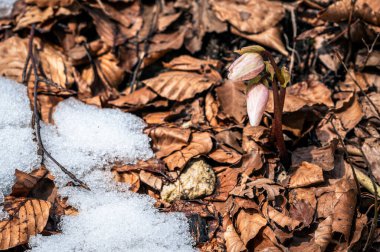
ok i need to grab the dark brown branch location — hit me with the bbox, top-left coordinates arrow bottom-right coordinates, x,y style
25,25 -> 90,191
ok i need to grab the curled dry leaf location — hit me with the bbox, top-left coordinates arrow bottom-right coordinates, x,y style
215,130 -> 242,153
319,0 -> 380,26
207,167 -> 240,201
205,91 -> 219,127
143,71 -> 215,102
289,200 -> 315,228
262,204 -> 301,231
362,138 -> 380,183
231,26 -> 288,56
185,0 -> 227,53
0,36 -> 75,92
314,216 -> 333,251
163,55 -> 221,73
289,162 -> 324,188
163,132 -> 213,171
292,144 -> 336,171
215,80 -> 246,124
209,145 -> 242,164
236,209 -> 267,246
362,92 -> 380,119
112,171 -> 140,192
317,179 -> 357,239
224,219 -> 246,252
210,0 -> 284,34
266,81 -> 333,113
109,86 -> 158,107
11,167 -> 56,203
139,170 -> 162,191
148,127 -> 191,158
14,6 -> 54,31
161,159 -> 216,202
0,198 -> 51,250
25,0 -> 74,7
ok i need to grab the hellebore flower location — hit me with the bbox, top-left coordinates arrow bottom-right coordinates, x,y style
228,53 -> 264,81
246,83 -> 269,126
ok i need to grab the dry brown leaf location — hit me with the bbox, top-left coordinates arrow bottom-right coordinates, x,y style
266,80 -> 333,113
139,170 -> 162,191
207,167 -> 240,201
163,55 -> 221,73
224,221 -> 246,252
314,216 -> 333,251
11,167 -> 56,203
0,36 -> 75,91
210,0 -> 284,34
143,28 -> 187,66
215,130 -> 242,153
317,179 -> 357,239
143,71 -> 215,102
164,132 -> 213,171
289,162 -> 324,188
205,91 -> 219,127
109,86 -> 158,107
148,127 -> 191,158
236,210 -> 267,246
216,80 -> 246,124
230,178 -> 283,201
335,93 -> 363,130
320,0 -> 380,26
25,0 -> 74,7
14,6 -> 54,31
113,171 -> 140,192
0,198 -> 51,250
209,145 -> 242,164
231,26 -> 288,56
289,200 -> 315,228
38,95 -> 64,123
263,204 -> 301,231
95,52 -> 125,88
292,144 -> 336,171
362,93 -> 380,119
362,138 -> 380,183
185,0 -> 227,53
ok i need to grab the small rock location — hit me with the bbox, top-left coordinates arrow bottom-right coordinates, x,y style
161,159 -> 216,202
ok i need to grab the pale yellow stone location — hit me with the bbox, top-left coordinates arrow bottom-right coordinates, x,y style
160,159 -> 216,202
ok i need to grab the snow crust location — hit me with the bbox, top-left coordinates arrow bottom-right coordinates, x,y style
0,76 -> 194,251
0,78 -> 40,194
0,0 -> 16,18
30,185 -> 195,252
41,98 -> 153,186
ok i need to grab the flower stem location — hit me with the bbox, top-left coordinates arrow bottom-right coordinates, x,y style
261,51 -> 289,165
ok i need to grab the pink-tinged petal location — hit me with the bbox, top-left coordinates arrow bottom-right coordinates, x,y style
228,53 -> 264,81
246,84 -> 269,126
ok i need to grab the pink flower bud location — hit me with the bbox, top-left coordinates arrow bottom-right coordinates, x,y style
246,83 -> 269,126
228,53 -> 265,81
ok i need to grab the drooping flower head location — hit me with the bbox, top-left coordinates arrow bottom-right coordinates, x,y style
246,84 -> 269,126
227,53 -> 265,81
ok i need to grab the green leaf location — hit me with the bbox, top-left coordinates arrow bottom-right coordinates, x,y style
280,66 -> 290,87
235,45 -> 266,55
264,61 -> 274,81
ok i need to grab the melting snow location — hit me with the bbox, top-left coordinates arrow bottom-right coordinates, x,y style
0,77 -> 194,251
0,0 -> 16,18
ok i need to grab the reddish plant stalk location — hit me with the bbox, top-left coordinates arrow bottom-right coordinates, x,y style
261,51 -> 288,164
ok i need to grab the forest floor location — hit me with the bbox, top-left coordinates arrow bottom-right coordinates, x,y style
1,0 -> 380,251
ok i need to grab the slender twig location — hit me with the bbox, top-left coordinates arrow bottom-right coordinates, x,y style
361,33 -> 380,70
345,0 -> 356,64
335,51 -> 380,118
129,0 -> 160,93
25,25 -> 90,190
